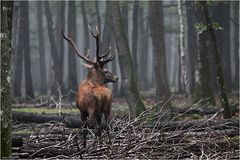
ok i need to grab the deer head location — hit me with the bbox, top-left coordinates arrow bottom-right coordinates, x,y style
62,26 -> 118,85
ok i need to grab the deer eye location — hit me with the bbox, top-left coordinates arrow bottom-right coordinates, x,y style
104,70 -> 108,74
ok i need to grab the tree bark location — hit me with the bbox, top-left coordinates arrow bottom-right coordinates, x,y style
230,1 -> 239,89
13,2 -> 23,97
57,1 -> 66,93
108,1 -> 146,117
210,2 -> 232,91
21,1 -> 35,99
95,1 -> 101,34
12,112 -> 82,128
1,1 -> 13,158
194,3 -> 216,105
148,1 -> 172,109
138,6 -> 150,90
81,1 -> 90,54
131,1 -> 139,71
177,0 -> 188,96
44,1 -> 61,96
120,2 -> 129,37
200,1 -> 232,119
68,1 -> 78,101
186,1 -> 197,95
101,2 -> 120,96
37,1 -> 47,94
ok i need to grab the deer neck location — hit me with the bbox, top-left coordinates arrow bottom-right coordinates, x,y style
86,72 -> 104,86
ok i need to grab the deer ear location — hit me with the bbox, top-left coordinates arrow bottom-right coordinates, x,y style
82,63 -> 92,69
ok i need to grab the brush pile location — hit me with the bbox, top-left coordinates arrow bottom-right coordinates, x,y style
12,105 -> 239,159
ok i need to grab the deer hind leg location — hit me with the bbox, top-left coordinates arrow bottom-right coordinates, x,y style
104,112 -> 111,145
81,112 -> 88,148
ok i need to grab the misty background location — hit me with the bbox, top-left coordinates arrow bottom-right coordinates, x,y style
11,1 -> 239,101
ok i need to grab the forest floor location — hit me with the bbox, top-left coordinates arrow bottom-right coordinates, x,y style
12,94 -> 239,159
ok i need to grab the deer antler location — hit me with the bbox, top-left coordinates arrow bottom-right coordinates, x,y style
62,29 -> 95,65
63,26 -> 115,67
88,25 -> 115,68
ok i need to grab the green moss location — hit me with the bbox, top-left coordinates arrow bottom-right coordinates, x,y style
13,130 -> 33,135
228,136 -> 239,143
191,113 -> 201,120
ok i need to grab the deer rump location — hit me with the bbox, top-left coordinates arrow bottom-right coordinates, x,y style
77,81 -> 112,130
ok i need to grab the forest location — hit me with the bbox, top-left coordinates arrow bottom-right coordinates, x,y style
1,1 -> 239,159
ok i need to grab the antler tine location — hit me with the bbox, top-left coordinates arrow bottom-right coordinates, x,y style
100,55 -> 115,66
88,25 -> 101,62
62,29 -> 95,65
98,46 -> 111,59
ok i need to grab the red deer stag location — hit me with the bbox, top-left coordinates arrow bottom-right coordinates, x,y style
62,26 -> 118,148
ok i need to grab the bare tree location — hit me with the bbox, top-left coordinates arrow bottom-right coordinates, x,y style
177,0 -> 188,95
37,1 -> 47,94
21,1 -> 35,98
194,3 -> 215,105
101,2 -> 120,95
44,1 -> 64,95
56,1 -> 66,93
148,1 -> 172,109
107,1 -> 146,117
230,1 -> 239,89
95,1 -> 101,34
138,6 -> 150,90
132,0 -> 139,71
13,2 -> 23,97
81,1 -> 90,54
200,1 -> 232,119
120,1 -> 129,37
186,1 -> 197,95
1,1 -> 13,158
68,1 -> 78,101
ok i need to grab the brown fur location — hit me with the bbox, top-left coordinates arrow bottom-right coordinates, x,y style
76,64 -> 117,147
62,26 -> 117,148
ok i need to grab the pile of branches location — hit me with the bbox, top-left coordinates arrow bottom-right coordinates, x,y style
12,105 -> 239,159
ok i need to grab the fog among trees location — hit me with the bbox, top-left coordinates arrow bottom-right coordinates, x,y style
1,1 -> 239,159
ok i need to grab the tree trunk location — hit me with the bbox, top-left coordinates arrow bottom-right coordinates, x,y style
194,3 -> 215,105
131,1 -> 139,71
13,2 -> 23,97
108,1 -> 146,117
95,1 -> 101,34
210,2 -> 231,91
177,39 -> 184,93
200,1 -> 232,119
44,1 -> 60,96
57,1 -> 66,93
148,1 -> 172,109
177,0 -> 188,96
186,1 -> 197,96
138,6 -> 150,90
230,1 -> 239,90
119,1 -> 129,96
218,2 -> 231,90
120,2 -> 129,37
67,1 -> 78,101
12,112 -> 81,128
1,1 -> 13,158
21,1 -> 35,99
101,2 -> 120,96
37,1 -> 47,94
81,1 -> 90,54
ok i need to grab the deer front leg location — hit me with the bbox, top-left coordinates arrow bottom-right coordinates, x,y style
81,112 -> 87,148
104,112 -> 111,145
